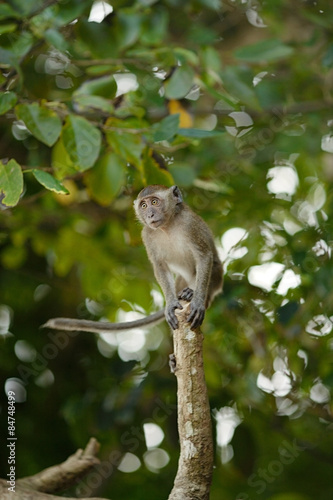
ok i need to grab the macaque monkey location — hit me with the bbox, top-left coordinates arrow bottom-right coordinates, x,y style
44,185 -> 222,333
134,185 -> 223,329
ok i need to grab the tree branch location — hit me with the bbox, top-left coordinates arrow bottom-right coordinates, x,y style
0,438 -> 109,500
18,437 -> 100,493
168,303 -> 214,500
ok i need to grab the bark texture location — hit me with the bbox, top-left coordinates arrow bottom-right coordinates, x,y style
168,303 -> 214,500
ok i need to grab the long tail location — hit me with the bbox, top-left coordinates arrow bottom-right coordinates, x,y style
42,309 -> 165,333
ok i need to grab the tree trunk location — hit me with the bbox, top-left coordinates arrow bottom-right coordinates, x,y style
168,303 -> 214,500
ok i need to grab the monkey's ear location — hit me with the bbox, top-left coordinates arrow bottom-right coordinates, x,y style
171,185 -> 183,204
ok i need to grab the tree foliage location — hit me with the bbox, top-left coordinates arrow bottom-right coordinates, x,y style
0,0 -> 332,499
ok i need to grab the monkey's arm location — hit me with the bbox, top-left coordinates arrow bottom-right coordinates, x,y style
187,252 -> 213,329
150,260 -> 183,330
43,309 -> 165,333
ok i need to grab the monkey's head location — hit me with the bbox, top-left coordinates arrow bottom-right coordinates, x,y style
134,185 -> 183,229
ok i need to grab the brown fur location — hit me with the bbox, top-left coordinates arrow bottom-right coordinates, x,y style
135,185 -> 223,329
43,185 -> 223,335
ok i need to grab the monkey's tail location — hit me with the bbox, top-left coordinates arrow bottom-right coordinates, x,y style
42,309 -> 165,333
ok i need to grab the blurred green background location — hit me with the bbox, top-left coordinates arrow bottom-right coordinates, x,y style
0,0 -> 332,498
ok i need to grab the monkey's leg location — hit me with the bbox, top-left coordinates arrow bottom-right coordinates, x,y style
175,275 -> 193,302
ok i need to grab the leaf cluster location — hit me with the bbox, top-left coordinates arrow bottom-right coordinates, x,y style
0,1 -> 333,499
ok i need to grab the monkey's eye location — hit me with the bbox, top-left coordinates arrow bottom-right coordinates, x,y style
151,198 -> 159,205
141,202 -> 147,209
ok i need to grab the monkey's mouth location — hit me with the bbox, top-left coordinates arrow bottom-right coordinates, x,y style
149,219 -> 162,228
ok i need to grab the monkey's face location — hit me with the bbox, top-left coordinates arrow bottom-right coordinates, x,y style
134,185 -> 183,229
136,195 -> 165,229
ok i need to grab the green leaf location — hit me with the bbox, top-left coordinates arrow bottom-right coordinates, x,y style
51,0 -> 93,26
75,76 -> 117,99
199,78 -> 238,108
200,46 -> 222,74
44,28 -> 68,51
193,178 -> 233,194
141,7 -> 168,45
115,10 -> 142,50
0,4 -> 21,20
169,161 -> 196,187
178,128 -> 224,138
197,0 -> 221,9
140,147 -> 174,186
138,0 -> 159,6
164,66 -> 195,99
153,114 -> 179,142
302,10 -> 333,29
15,103 -> 62,146
235,39 -> 294,62
0,48 -> 22,84
115,104 -> 146,119
76,19 -> 118,58
73,95 -> 114,114
189,24 -> 218,45
105,118 -> 144,166
9,30 -> 34,58
173,48 -> 199,66
0,23 -> 18,35
221,66 -> 261,110
6,0 -> 35,16
0,159 -> 23,207
84,152 -> 126,206
51,137 -> 78,179
62,115 -> 102,171
1,245 -> 26,269
32,170 -> 69,194
0,91 -> 17,115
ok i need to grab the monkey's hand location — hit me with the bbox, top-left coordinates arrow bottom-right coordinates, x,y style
178,287 -> 194,301
187,298 -> 206,330
166,299 -> 183,330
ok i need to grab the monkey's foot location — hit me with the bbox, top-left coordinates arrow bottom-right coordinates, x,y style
169,353 -> 177,373
178,287 -> 194,301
